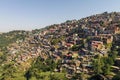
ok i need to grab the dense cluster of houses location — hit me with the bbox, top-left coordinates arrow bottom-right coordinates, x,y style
5,12 -> 120,78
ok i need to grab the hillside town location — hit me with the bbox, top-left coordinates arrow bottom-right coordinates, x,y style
0,12 -> 120,79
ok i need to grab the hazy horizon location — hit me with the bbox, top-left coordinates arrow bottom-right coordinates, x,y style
0,0 -> 120,32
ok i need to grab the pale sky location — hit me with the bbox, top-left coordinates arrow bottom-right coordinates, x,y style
0,0 -> 120,32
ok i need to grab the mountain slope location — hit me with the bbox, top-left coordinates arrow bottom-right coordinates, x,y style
0,12 -> 120,80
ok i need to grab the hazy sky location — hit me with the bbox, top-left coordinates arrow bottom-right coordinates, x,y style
0,0 -> 120,32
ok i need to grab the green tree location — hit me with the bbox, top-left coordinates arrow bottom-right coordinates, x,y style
102,64 -> 110,75
92,55 -> 104,74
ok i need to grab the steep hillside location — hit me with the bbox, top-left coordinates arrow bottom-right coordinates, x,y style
0,30 -> 28,48
0,12 -> 120,80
